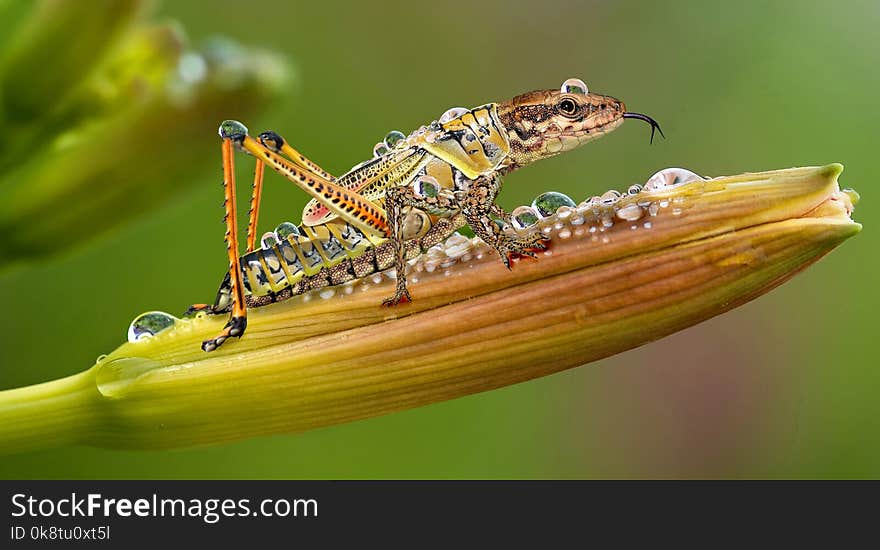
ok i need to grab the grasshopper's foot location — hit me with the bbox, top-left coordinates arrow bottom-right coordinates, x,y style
202,316 -> 247,352
496,234 -> 550,269
382,283 -> 412,307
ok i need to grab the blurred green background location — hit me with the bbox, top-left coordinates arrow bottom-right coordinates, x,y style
0,0 -> 876,478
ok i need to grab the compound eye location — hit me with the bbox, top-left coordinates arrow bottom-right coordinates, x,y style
558,97 -> 579,117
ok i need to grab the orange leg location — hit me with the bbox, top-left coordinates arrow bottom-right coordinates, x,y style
258,130 -> 334,181
245,130 -> 342,253
245,159 -> 265,253
202,124 -> 249,352
240,134 -> 390,238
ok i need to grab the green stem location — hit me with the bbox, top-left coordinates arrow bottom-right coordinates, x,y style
0,369 -> 99,454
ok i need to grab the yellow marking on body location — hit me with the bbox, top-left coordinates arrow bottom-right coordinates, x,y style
301,225 -> 338,266
273,244 -> 297,284
255,253 -> 283,293
286,237 -> 310,275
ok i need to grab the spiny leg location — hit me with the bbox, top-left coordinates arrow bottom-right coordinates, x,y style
462,174 -> 547,268
382,185 -> 461,306
239,132 -> 390,239
245,158 -> 265,253
241,131 -> 339,253
202,122 -> 249,352
488,203 -> 548,260
258,130 -> 335,181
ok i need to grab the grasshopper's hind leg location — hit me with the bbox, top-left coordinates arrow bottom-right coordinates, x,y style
257,130 -> 335,182
202,122 -> 250,352
247,130 -> 338,252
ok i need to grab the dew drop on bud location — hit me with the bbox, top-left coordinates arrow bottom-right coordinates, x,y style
511,206 -> 541,230
128,311 -> 178,343
644,168 -> 705,191
560,78 -> 589,95
384,130 -> 406,149
412,175 -> 441,198
531,191 -> 577,217
616,203 -> 645,222
600,189 -> 622,205
439,107 -> 468,124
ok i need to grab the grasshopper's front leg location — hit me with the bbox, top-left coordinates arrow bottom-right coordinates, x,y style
382,184 -> 462,306
462,174 -> 548,269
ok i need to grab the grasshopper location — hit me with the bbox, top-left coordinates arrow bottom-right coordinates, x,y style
193,78 -> 663,351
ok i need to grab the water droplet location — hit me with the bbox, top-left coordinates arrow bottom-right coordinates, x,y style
616,203 -> 644,222
127,311 -> 178,343
412,175 -> 441,198
672,207 -> 683,216
275,221 -> 300,240
644,168 -> 705,191
373,142 -> 389,157
600,189 -> 621,206
532,192 -> 576,217
556,206 -> 574,219
384,130 -> 406,149
511,206 -> 541,230
558,228 -> 572,239
560,77 -> 589,95
261,232 -> 278,249
439,107 -> 468,124
319,289 -> 335,300
643,221 -> 653,229
218,120 -> 248,139
627,184 -> 643,195
648,203 -> 660,216
95,354 -> 108,363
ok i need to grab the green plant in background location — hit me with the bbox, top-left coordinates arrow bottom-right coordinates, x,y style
0,165 -> 859,454
0,0 -> 289,266
0,0 -> 874,479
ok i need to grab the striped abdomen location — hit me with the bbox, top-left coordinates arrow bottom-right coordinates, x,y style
212,211 -> 437,312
